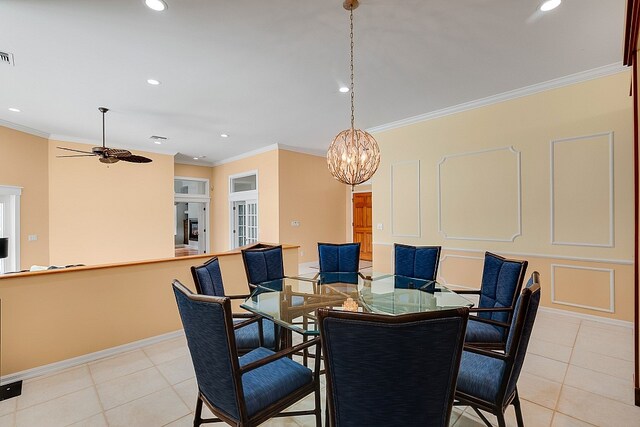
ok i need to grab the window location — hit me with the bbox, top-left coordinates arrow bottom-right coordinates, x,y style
174,178 -> 208,196
229,171 -> 258,249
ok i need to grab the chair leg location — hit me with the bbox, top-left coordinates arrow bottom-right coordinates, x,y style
193,396 -> 203,427
472,407 -> 494,427
513,390 -> 525,427
314,383 -> 321,427
496,413 -> 506,427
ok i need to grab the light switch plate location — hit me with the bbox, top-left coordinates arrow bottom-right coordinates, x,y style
291,220 -> 300,227
28,234 -> 38,241
376,223 -> 383,230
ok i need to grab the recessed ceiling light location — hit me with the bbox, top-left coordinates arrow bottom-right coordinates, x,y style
220,133 -> 229,138
193,157 -> 199,160
147,79 -> 161,85
339,87 -> 349,93
540,0 -> 561,12
8,107 -> 20,112
145,0 -> 167,12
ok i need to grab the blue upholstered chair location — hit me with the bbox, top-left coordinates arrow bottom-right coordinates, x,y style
456,252 -> 528,350
241,245 -> 285,289
394,243 -> 441,281
318,307 -> 469,427
317,242 -> 360,273
454,272 -> 541,427
191,257 -> 277,354
172,280 -> 322,427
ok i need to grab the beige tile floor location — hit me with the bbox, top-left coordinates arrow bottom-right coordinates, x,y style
2,271 -> 639,426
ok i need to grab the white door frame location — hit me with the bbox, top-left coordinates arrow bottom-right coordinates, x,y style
228,170 -> 259,249
0,185 -> 22,273
174,177 -> 211,254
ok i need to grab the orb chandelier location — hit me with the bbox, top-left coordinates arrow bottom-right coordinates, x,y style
327,0 -> 380,187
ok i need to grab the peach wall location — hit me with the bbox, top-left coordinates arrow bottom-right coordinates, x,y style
0,126 -> 50,268
278,149 -> 347,262
371,71 -> 634,321
48,140 -> 175,265
210,150 -> 280,252
0,246 -> 299,375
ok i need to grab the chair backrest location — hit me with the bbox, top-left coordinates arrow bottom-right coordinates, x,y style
172,281 -> 243,420
394,244 -> 442,281
319,308 -> 469,427
478,252 -> 528,323
241,245 -> 285,285
191,257 -> 225,296
501,272 -> 541,402
317,242 -> 360,273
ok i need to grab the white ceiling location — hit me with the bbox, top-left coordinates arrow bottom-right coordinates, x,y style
0,0 -> 626,165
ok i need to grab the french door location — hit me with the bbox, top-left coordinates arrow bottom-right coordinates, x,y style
233,199 -> 258,248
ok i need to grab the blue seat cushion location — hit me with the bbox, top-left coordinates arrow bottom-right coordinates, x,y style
465,319 -> 504,344
456,351 -> 506,403
233,319 -> 276,350
240,347 -> 313,416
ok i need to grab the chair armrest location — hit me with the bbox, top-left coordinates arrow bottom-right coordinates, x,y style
469,307 -> 513,313
468,316 -> 510,329
463,345 -> 509,361
233,316 -> 262,330
452,289 -> 481,295
239,337 -> 321,374
232,313 -> 256,319
227,294 -> 251,300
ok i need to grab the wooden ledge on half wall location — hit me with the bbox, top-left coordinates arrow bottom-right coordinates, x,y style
0,242 -> 300,280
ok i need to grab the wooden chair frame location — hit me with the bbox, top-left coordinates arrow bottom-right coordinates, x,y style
174,281 -> 322,427
455,252 -> 528,350
319,307 -> 469,427
454,275 -> 541,427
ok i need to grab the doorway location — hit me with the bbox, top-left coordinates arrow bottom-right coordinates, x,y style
353,192 -> 372,261
174,201 -> 208,256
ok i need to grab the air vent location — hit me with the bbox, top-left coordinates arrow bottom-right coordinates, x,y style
0,51 -> 15,66
149,135 -> 168,141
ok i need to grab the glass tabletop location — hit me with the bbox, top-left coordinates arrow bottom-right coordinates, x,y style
240,272 -> 474,336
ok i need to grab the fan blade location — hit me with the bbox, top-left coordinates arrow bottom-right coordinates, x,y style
119,155 -> 153,163
56,155 -> 96,158
105,148 -> 132,157
57,146 -> 95,155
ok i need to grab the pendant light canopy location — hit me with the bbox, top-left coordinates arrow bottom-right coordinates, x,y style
327,0 -> 380,187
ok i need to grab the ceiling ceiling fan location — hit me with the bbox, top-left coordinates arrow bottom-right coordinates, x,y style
57,107 -> 153,164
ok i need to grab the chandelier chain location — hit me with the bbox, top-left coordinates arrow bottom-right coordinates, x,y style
350,7 -> 355,130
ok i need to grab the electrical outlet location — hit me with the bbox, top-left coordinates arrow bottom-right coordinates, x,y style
291,220 -> 300,227
28,234 -> 38,241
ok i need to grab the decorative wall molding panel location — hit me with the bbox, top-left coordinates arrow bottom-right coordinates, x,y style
550,264 -> 615,313
391,160 -> 421,237
550,132 -> 614,247
438,146 -> 522,242
437,254 -> 484,286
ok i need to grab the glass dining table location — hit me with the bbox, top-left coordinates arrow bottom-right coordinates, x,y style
240,272 -> 474,336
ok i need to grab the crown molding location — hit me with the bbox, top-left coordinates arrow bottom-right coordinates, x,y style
0,119 -> 49,139
367,63 -> 628,134
277,144 -> 326,157
211,143 -> 280,166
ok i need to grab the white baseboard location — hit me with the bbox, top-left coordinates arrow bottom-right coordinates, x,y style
1,329 -> 184,384
537,306 -> 633,329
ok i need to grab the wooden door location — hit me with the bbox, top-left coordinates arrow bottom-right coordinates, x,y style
353,192 -> 373,261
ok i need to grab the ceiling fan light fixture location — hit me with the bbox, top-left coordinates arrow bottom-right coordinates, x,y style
540,0 -> 561,12
327,0 -> 381,188
145,0 -> 167,12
